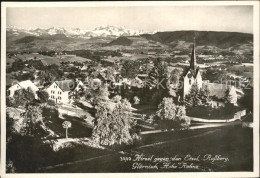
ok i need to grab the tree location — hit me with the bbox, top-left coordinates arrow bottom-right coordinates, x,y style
111,95 -> 122,103
169,68 -> 181,87
156,97 -> 189,129
6,113 -> 15,144
6,97 -> 18,108
202,67 -> 228,83
92,99 -> 139,146
156,98 -> 177,120
105,66 -> 116,82
121,60 -> 140,79
147,58 -> 168,90
21,105 -> 44,137
146,59 -> 170,105
73,85 -> 85,101
13,88 -> 35,107
38,90 -> 49,103
62,121 -> 72,139
238,88 -> 253,112
198,85 -> 211,107
89,83 -> 110,106
185,83 -> 202,107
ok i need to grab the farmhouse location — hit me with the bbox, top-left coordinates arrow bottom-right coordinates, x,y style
46,79 -> 85,104
7,80 -> 39,99
183,41 -> 238,108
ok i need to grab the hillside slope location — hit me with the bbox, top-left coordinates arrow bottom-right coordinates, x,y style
141,31 -> 253,48
107,36 -> 133,46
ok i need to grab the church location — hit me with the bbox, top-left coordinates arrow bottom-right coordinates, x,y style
183,40 -> 238,108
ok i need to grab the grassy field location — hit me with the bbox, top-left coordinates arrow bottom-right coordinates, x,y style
45,113 -> 92,139
41,125 -> 253,173
7,53 -> 91,66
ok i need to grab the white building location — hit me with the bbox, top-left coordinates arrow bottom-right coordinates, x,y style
46,80 -> 85,104
7,80 -> 39,99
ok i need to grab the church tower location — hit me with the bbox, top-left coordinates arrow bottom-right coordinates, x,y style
190,37 -> 197,70
183,37 -> 202,98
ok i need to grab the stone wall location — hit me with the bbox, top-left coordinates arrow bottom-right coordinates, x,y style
188,109 -> 246,123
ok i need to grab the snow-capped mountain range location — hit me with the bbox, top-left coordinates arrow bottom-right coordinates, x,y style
7,25 -> 147,38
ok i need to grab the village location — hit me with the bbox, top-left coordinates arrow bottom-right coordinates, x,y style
5,38 -> 254,172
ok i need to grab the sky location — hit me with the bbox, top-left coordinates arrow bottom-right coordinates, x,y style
6,6 -> 253,33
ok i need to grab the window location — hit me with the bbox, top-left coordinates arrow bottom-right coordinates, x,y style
58,96 -> 61,100
189,79 -> 191,85
217,103 -> 219,107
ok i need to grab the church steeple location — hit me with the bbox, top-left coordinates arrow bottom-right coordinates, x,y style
190,37 -> 196,70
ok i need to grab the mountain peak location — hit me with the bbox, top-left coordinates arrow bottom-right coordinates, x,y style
7,25 -> 144,38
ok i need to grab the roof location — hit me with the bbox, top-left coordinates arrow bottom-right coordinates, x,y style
9,80 -> 38,91
55,80 -> 76,92
204,83 -> 231,99
18,80 -> 35,88
184,67 -> 200,78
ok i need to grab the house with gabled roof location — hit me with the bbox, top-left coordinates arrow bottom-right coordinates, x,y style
7,80 -> 39,99
46,79 -> 85,104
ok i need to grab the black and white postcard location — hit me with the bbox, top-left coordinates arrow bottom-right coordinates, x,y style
1,1 -> 259,178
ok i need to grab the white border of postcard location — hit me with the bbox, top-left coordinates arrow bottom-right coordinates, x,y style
1,1 -> 259,178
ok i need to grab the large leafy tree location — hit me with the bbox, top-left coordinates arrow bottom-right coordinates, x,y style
38,65 -> 64,86
156,97 -> 177,120
92,99 -> 139,146
185,84 -> 211,108
13,88 -> 35,107
21,105 -> 44,137
147,58 -> 168,90
185,83 -> 202,107
38,90 -> 49,103
88,83 -> 110,106
156,97 -> 189,129
146,59 -> 170,106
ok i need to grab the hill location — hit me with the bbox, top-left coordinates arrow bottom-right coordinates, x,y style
141,31 -> 253,48
15,36 -> 43,44
107,36 -> 133,46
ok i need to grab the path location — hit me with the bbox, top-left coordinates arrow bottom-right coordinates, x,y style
140,120 -> 241,135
